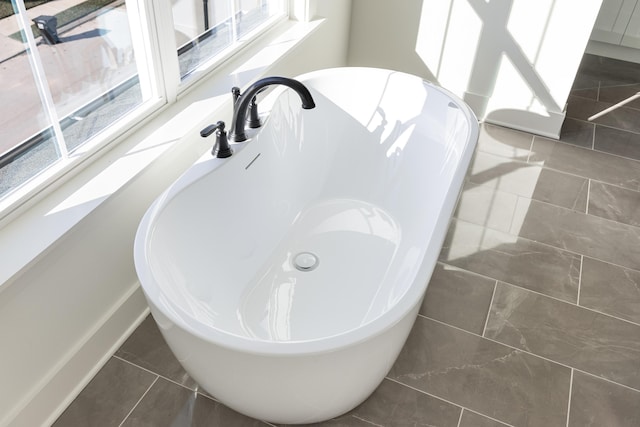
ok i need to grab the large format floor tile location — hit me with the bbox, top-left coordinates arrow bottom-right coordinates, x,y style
120,377 -> 267,427
588,180 -> 640,227
467,151 -> 589,212
459,410 -> 510,427
440,220 -> 581,303
569,371 -> 640,427
349,379 -> 461,427
594,125 -> 640,161
115,315 -> 198,390
53,358 -> 157,427
530,137 -> 640,191
421,263 -> 496,335
388,316 -> 571,427
485,283 -> 640,390
513,198 -> 640,271
566,95 -> 640,134
580,257 -> 640,325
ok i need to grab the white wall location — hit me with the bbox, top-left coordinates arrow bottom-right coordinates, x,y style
0,2 -> 351,426
348,0 -> 603,138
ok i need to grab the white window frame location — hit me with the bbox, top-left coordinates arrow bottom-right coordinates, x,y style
0,0 -> 291,218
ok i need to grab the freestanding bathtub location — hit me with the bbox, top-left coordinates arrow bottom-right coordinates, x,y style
134,67 -> 478,423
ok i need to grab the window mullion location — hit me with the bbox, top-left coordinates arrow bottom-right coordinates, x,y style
13,0 -> 68,159
150,0 -> 181,102
230,0 -> 239,41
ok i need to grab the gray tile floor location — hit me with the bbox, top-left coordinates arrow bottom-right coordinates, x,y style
53,54 -> 640,426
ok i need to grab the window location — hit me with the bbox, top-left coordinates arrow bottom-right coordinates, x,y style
0,0 -> 286,202
174,0 -> 283,80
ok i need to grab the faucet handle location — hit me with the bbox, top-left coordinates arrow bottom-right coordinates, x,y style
200,121 -> 233,158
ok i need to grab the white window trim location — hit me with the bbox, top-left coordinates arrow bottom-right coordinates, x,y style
0,10 -> 323,292
0,0 -> 292,220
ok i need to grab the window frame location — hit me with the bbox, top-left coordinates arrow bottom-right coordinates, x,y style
0,0 -> 290,218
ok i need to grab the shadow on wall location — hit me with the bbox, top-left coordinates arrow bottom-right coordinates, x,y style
347,0 -> 602,137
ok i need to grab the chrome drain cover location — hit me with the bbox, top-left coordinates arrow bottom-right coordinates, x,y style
293,252 -> 319,271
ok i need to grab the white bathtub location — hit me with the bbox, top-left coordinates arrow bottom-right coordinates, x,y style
134,67 -> 478,423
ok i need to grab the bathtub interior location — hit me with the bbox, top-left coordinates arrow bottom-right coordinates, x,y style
142,68 -> 475,346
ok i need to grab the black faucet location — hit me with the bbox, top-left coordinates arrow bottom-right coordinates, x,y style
229,76 -> 316,142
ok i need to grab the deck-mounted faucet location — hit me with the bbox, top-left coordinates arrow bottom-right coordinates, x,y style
230,77 -> 316,142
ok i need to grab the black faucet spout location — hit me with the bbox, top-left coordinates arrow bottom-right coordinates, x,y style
230,76 -> 315,142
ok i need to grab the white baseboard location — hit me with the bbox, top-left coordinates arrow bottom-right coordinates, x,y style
6,284 -> 148,427
484,109 -> 566,140
462,91 -> 565,139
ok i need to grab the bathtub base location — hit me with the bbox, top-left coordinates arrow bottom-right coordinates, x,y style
149,302 -> 421,424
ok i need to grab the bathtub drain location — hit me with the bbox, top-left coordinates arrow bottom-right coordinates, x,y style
293,252 -> 319,272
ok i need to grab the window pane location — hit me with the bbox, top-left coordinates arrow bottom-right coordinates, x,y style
0,0 -> 154,199
174,0 -> 284,79
39,1 -> 145,151
0,2 -> 62,198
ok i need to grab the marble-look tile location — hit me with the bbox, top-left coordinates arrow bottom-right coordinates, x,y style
467,152 -> 588,212
569,87 -> 598,100
565,95 -> 602,121
120,377 -> 268,426
558,117 -> 594,149
440,220 -> 580,303
389,316 -> 571,427
421,263 -> 496,335
485,283 -> 640,390
580,257 -> 640,325
512,198 -> 640,271
349,379 -> 461,427
594,125 -> 640,161
588,181 -> 640,227
477,123 -> 532,160
566,95 -> 640,134
576,54 -> 640,87
53,357 -> 157,427
455,184 -> 519,233
598,83 -> 640,110
459,410 -> 511,427
115,315 -> 197,389
569,371 -> 640,427
530,137 -> 640,191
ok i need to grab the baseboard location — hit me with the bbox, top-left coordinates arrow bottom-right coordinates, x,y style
5,284 -> 149,427
461,90 -> 565,139
484,108 -> 566,139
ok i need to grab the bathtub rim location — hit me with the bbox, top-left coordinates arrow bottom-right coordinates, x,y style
134,66 -> 479,356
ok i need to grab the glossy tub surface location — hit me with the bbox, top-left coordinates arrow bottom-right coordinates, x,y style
134,67 -> 478,423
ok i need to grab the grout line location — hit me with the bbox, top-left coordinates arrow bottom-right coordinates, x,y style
577,255 -> 584,306
352,415 -> 384,426
566,369 -> 574,427
456,408 -> 464,427
417,314 -> 640,395
526,135 -> 534,163
437,259 -> 640,329
482,280 -> 498,337
591,123 -> 596,150
585,179 -> 591,215
112,355 -> 200,393
117,375 -> 159,427
385,377 -> 514,427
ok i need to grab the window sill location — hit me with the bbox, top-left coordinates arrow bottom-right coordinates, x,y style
0,18 -> 323,292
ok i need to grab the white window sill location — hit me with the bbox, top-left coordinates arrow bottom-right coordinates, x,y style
0,18 -> 323,292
